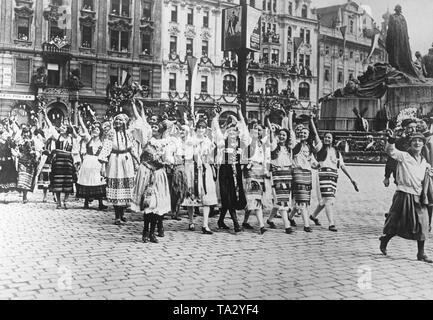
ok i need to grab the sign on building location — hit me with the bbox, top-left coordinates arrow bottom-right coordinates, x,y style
2,67 -> 12,87
222,5 -> 261,52
0,93 -> 35,101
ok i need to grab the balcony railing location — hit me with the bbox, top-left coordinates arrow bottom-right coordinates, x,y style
42,42 -> 72,60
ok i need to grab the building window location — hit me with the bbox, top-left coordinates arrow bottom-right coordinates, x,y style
17,17 -> 30,41
350,51 -> 354,59
324,68 -> 330,82
141,69 -> 151,89
203,11 -> 209,28
247,76 -> 254,93
111,0 -> 130,16
262,0 -> 266,10
262,49 -> 269,64
81,26 -> 92,48
81,64 -> 93,88
300,28 -> 304,42
338,70 -> 343,83
261,22 -> 265,35
109,67 -> 118,86
49,21 -> 64,41
325,46 -> 330,55
298,82 -> 310,100
186,38 -> 193,56
350,20 -> 354,33
16,59 -> 30,84
287,26 -> 292,39
299,54 -> 305,66
301,4 -> 308,18
271,49 -> 279,65
267,0 -> 271,11
142,32 -> 152,55
265,78 -> 278,95
47,63 -> 60,86
306,30 -> 310,44
187,8 -> 194,25
202,40 -> 208,56
185,75 -> 190,92
286,52 -> 291,65
288,1 -> 293,15
110,30 -> 129,52
82,0 -> 94,10
305,55 -> 310,68
170,36 -> 177,53
171,5 -> 178,22
201,76 -> 208,93
169,73 -> 176,91
287,80 -> 291,91
223,75 -> 236,94
272,0 -> 276,12
142,0 -> 152,20
248,111 -> 259,120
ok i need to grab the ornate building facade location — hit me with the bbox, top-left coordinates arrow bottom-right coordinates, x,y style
0,0 -> 161,124
160,0 -> 319,122
316,1 -> 387,99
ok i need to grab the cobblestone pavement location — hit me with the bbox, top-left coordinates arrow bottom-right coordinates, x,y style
1,165 -> 433,300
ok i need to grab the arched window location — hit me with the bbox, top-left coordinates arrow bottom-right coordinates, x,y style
298,82 -> 310,100
248,76 -> 254,93
265,78 -> 278,95
223,75 -> 237,94
301,4 -> 308,18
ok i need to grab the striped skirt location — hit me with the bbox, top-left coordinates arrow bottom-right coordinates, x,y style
17,161 -> 36,191
271,165 -> 293,209
318,167 -> 338,199
292,168 -> 312,205
244,162 -> 266,210
50,151 -> 76,194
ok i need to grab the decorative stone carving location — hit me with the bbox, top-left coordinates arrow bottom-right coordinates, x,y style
79,15 -> 96,27
32,66 -> 47,89
168,23 -> 180,35
184,25 -> 196,38
43,4 -> 62,22
14,6 -> 34,19
108,19 -> 132,31
200,29 -> 211,40
198,66 -> 212,73
167,63 -> 180,71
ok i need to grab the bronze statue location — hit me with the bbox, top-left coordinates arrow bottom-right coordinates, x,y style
386,5 -> 425,80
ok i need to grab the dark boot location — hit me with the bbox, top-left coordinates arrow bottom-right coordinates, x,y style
217,208 -> 230,230
229,209 -> 242,232
379,234 -> 394,256
149,213 -> 159,243
84,198 -> 90,209
119,207 -> 127,223
114,206 -> 121,225
142,214 -> 150,243
98,199 -> 108,211
157,214 -> 165,237
417,240 -> 433,263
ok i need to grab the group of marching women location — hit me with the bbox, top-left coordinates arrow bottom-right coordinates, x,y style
0,101 -> 360,245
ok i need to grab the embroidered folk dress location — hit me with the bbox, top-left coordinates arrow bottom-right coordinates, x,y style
76,134 -> 106,199
0,134 -> 18,193
98,130 -> 138,206
316,146 -> 344,205
17,138 -> 38,192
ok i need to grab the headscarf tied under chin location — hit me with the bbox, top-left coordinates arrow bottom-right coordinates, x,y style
113,113 -> 130,127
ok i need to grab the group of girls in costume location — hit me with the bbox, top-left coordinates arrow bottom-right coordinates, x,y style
0,102 -> 360,246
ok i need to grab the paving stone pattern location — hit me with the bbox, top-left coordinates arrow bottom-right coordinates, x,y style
1,165 -> 433,300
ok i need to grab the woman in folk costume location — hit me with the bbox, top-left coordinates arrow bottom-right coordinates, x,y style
75,113 -> 107,210
0,119 -> 18,201
43,110 -> 77,209
16,127 -> 40,203
265,110 -> 297,234
213,108 -> 250,232
310,132 -> 359,232
99,113 -> 138,225
289,116 -> 321,232
242,118 -> 271,235
182,118 -> 218,234
131,110 -> 171,243
380,130 -> 433,263
130,101 -> 171,239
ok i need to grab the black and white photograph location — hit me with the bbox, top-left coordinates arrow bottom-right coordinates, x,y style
1,0 -> 433,305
